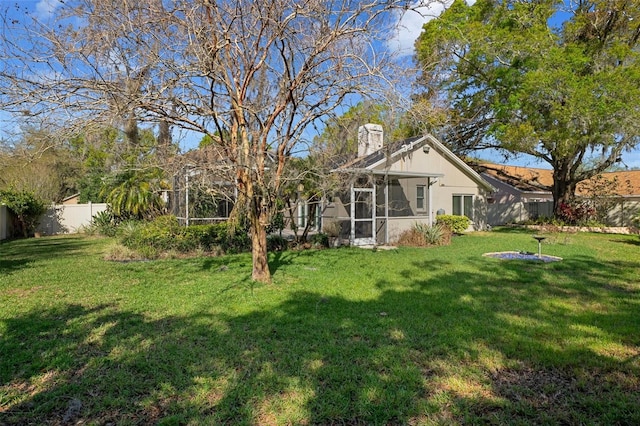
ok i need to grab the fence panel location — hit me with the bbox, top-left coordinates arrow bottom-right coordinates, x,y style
38,203 -> 108,235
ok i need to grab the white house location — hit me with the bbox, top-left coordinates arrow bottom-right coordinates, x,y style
322,125 -> 494,245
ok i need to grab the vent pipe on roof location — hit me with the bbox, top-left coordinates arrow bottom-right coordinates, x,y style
357,124 -> 383,157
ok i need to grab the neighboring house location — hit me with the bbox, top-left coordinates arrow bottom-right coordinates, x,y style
62,193 -> 81,205
322,124 -> 494,246
478,163 -> 640,226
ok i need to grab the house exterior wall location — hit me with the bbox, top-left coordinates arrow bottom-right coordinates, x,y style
482,172 -> 640,226
37,203 -> 108,235
378,146 -> 489,231
323,139 -> 491,245
386,217 -> 431,243
482,173 -> 554,225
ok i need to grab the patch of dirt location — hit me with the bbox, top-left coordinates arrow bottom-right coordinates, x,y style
5,286 -> 43,297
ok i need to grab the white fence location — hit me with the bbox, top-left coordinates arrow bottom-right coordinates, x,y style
37,203 -> 108,235
489,198 -> 640,227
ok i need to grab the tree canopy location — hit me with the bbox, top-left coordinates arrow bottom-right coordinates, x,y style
416,0 -> 640,214
0,0 -> 414,282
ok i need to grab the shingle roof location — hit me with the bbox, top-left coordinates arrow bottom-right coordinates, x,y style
337,136 -> 424,170
478,163 -> 640,196
477,164 -> 553,192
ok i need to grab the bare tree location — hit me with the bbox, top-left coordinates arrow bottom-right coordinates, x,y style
0,0 -> 419,283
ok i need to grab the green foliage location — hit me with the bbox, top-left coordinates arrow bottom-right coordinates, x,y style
397,222 -> 452,247
101,168 -> 167,220
266,199 -> 286,235
436,215 -> 470,234
77,172 -> 107,203
267,234 -> 289,252
310,232 -> 329,248
414,222 -> 452,246
119,216 -> 251,258
416,0 -> 640,214
0,129 -> 82,202
89,209 -> 119,237
310,101 -> 416,162
0,189 -> 48,237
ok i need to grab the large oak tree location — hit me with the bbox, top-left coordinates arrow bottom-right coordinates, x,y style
0,0 -> 416,282
416,0 -> 640,215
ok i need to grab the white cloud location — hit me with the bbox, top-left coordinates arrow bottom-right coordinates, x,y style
387,0 -> 475,56
35,0 -> 63,20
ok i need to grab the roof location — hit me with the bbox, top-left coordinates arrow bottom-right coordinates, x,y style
336,134 -> 494,192
477,164 -> 553,192
478,163 -> 640,196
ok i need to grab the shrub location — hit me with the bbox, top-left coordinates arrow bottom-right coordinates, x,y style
557,202 -> 596,225
436,215 -> 470,234
397,222 -> 452,247
267,234 -> 289,252
89,210 -> 119,236
416,222 -> 452,245
0,189 -> 48,237
396,228 -> 428,247
310,232 -> 329,248
119,216 -> 251,256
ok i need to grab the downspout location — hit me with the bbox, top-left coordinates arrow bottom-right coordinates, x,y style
428,177 -> 434,226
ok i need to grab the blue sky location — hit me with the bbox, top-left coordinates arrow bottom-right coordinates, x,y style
2,0 -> 640,169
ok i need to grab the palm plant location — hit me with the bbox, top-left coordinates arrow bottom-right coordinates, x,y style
101,169 -> 167,220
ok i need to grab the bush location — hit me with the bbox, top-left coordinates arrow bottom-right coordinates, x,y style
436,215 -> 470,234
119,216 -> 251,257
415,222 -> 451,245
558,202 -> 596,225
397,222 -> 452,247
0,189 -> 48,237
267,234 -> 289,252
310,232 -> 329,248
396,228 -> 428,247
90,210 -> 119,237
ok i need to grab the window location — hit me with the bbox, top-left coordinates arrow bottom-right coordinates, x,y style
453,195 -> 473,218
416,185 -> 426,210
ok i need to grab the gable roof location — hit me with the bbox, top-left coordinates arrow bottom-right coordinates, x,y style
337,133 -> 494,192
478,163 -> 640,196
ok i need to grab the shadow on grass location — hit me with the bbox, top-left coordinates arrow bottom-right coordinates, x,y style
1,252 -> 639,424
0,236 -> 97,275
616,237 -> 640,247
489,226 -> 537,234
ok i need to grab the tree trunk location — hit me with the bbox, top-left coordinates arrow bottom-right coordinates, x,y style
552,163 -> 577,217
249,197 -> 272,284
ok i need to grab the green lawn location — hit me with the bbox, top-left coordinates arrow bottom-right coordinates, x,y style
1,229 -> 639,425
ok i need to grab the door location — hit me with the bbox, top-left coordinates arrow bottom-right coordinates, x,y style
351,187 -> 375,245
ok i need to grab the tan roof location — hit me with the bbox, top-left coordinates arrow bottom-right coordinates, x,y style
577,169 -> 640,196
478,163 -> 640,196
478,164 -> 553,192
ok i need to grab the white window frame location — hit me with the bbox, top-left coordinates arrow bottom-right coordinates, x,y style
452,194 -> 473,219
416,184 -> 426,212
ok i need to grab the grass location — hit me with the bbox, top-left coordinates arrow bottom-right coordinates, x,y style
1,229 -> 639,425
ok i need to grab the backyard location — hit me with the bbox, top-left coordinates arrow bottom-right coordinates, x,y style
1,229 -> 639,425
